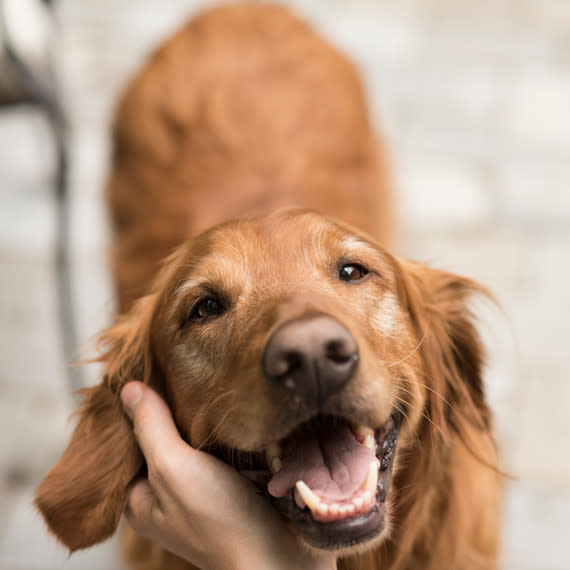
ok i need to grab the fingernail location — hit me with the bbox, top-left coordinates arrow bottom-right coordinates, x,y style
121,383 -> 142,419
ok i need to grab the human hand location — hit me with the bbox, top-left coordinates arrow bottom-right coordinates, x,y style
121,382 -> 337,570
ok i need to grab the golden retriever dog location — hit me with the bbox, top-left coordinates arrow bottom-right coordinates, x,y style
35,4 -> 500,569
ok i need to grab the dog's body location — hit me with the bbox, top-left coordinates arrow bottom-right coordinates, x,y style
107,3 -> 393,315
36,4 -> 500,569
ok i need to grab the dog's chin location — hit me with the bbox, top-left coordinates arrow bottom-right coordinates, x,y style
209,412 -> 401,552
271,488 -> 388,551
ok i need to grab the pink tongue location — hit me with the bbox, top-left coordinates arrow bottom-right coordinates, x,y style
267,421 -> 374,501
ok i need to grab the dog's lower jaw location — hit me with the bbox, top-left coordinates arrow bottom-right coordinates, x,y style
266,413 -> 401,551
286,498 -> 388,551
299,505 -> 393,557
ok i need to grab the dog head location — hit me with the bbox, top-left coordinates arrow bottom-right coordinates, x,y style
36,209 -> 490,553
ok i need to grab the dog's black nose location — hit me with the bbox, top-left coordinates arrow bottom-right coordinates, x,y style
263,314 -> 358,408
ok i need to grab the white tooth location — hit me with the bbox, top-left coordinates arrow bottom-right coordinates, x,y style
361,460 -> 379,493
363,433 -> 375,450
266,442 -> 282,459
340,505 -> 351,516
329,504 -> 340,516
352,423 -> 373,436
317,503 -> 329,517
346,504 -> 356,515
266,443 -> 283,470
294,488 -> 306,510
362,490 -> 373,505
295,481 -> 321,512
353,496 -> 364,510
271,457 -> 282,473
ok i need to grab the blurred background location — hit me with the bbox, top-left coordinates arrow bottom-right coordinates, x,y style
0,1 -> 568,568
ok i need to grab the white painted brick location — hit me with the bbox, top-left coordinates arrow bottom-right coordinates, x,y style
0,256 -> 64,390
510,360 -> 570,483
0,487 -> 125,569
500,160 -> 570,224
0,191 -> 55,253
395,154 -> 493,232
506,67 -> 570,152
0,404 -> 70,481
0,110 -> 55,185
375,70 -> 504,160
502,481 -> 570,570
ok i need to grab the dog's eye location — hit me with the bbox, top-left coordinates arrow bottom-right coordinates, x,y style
191,297 -> 225,321
339,263 -> 369,282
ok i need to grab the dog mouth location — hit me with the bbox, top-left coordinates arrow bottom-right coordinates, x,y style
209,412 -> 401,550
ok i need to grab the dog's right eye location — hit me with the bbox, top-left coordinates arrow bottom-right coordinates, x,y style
339,263 -> 369,282
188,297 -> 226,322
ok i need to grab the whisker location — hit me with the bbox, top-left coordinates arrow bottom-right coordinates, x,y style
386,305 -> 431,368
393,395 -> 447,441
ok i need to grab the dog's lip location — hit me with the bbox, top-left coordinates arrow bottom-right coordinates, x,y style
270,489 -> 386,550
207,411 -> 402,550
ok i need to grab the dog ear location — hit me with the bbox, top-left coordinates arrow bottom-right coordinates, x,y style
35,384 -> 143,552
35,294 -> 157,552
397,261 -> 492,437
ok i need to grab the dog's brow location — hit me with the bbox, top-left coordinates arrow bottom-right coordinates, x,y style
339,236 -> 379,257
174,279 -> 201,300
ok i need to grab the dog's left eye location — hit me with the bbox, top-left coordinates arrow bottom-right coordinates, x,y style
339,263 -> 369,282
190,297 -> 226,321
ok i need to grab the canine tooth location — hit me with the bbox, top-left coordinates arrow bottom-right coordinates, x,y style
266,442 -> 282,459
295,481 -> 320,512
294,488 -> 306,510
363,433 -> 375,450
361,460 -> 379,493
265,443 -> 282,470
271,457 -> 282,473
352,423 -> 373,436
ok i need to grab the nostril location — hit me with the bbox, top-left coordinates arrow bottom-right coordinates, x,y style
325,339 -> 358,365
274,351 -> 303,378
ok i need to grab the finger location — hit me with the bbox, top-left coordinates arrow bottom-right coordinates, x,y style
121,382 -> 188,467
124,478 -> 158,535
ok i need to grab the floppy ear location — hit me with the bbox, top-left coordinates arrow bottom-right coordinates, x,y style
35,385 -> 142,551
35,294 -> 157,552
397,261 -> 492,438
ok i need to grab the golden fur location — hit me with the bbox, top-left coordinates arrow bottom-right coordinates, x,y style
36,4 -> 500,569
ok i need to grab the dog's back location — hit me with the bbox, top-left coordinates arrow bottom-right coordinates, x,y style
107,3 -> 392,312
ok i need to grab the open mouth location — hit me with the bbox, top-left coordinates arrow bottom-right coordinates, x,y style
210,412 -> 401,550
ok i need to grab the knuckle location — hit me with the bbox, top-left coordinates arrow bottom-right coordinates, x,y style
150,500 -> 167,527
124,498 -> 147,533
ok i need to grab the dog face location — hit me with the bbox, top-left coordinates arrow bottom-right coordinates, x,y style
36,209 -> 490,553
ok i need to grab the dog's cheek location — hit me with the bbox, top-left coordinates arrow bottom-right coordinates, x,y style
361,300 -> 427,434
161,346 -> 218,444
368,291 -> 403,341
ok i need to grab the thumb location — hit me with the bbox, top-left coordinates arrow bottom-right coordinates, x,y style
121,382 -> 187,468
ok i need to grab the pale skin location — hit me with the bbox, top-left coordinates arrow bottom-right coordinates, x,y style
121,382 -> 337,570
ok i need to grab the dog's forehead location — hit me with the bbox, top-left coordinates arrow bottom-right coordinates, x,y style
181,212 -> 380,284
